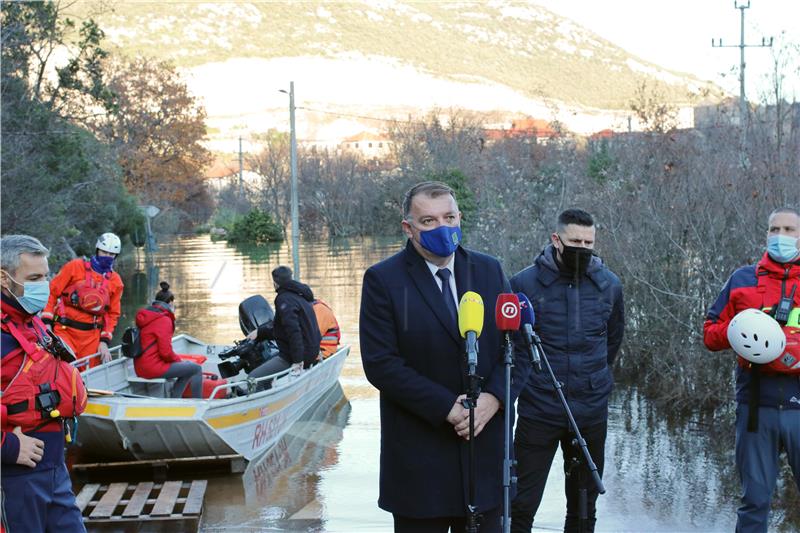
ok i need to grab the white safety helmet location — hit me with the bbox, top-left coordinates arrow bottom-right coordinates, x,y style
96,233 -> 122,255
726,308 -> 786,364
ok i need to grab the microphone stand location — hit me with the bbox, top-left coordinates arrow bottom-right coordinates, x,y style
462,336 -> 481,533
501,331 -> 515,533
527,329 -> 605,532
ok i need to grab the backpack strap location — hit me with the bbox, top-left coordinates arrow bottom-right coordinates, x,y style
140,339 -> 157,358
1,316 -> 45,363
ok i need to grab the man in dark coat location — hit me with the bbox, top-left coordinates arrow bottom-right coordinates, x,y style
360,181 -> 531,533
248,266 -> 322,380
510,208 -> 625,533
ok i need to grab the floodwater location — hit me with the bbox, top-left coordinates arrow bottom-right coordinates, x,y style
87,235 -> 798,532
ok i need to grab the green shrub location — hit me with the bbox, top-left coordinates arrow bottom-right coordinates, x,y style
226,209 -> 283,244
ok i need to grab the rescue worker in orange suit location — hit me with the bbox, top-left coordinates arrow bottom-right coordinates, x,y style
2,234 -> 88,532
313,299 -> 340,359
41,233 -> 124,369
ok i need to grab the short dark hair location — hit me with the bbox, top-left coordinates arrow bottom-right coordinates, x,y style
402,181 -> 457,219
272,265 -> 293,287
155,281 -> 174,303
557,209 -> 594,231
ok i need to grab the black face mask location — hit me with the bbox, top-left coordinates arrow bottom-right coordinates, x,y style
556,236 -> 594,277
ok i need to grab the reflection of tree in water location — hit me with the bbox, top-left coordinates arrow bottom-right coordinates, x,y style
609,387 -> 799,531
230,241 -> 282,264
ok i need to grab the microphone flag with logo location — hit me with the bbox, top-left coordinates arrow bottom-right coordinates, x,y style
495,293 -> 521,332
458,291 -> 484,368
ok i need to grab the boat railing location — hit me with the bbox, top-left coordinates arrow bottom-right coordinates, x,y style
71,344 -> 123,372
207,348 -> 343,400
207,366 -> 295,400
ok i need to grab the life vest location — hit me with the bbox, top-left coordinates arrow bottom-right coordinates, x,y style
756,265 -> 800,374
1,314 -> 88,435
313,299 -> 340,358
60,260 -> 112,316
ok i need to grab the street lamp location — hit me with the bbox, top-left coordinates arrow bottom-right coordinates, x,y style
279,82 -> 300,281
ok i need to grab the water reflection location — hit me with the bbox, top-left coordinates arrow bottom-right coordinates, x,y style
201,383 -> 351,532
601,389 -> 738,532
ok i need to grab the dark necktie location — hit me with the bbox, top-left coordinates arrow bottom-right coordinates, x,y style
436,268 -> 458,326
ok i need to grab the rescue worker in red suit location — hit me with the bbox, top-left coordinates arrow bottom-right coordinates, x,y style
704,207 -> 800,533
134,282 -> 202,398
1,234 -> 88,532
41,233 -> 124,369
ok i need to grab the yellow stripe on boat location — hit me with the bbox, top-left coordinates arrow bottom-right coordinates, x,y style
124,406 -> 197,418
85,402 -> 111,416
207,392 -> 299,429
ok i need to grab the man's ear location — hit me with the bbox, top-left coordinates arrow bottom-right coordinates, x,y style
550,233 -> 560,249
0,270 -> 14,292
401,220 -> 413,239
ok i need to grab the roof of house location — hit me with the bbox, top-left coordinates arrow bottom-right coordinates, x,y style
205,155 -> 248,179
482,117 -> 562,141
589,128 -> 615,140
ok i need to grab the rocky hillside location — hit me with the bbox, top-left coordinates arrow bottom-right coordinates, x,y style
72,1 -> 716,111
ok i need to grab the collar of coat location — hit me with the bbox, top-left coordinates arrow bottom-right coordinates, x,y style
403,239 -> 476,345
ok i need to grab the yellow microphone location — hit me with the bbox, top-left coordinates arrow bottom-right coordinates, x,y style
458,291 -> 484,368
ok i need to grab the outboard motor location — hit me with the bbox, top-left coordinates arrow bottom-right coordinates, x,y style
239,295 -> 275,336
218,295 -> 280,379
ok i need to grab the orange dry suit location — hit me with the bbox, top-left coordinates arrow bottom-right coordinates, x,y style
313,299 -> 340,358
41,258 -> 123,368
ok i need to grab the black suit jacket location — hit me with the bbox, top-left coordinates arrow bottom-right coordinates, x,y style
360,240 -> 531,518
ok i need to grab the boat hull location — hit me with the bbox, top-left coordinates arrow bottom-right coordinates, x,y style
76,336 -> 349,461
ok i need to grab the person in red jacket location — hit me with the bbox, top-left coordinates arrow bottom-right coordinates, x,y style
703,207 -> 800,533
134,282 -> 202,398
41,233 -> 124,369
1,234 -> 87,532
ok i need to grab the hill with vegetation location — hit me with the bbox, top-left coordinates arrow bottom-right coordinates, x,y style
70,1 -> 716,111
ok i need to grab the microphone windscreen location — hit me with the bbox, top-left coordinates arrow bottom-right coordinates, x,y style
458,291 -> 484,339
517,292 -> 535,328
495,293 -> 521,331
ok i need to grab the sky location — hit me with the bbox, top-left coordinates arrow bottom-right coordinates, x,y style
531,0 -> 800,101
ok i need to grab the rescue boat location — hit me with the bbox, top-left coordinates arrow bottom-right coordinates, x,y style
73,334 -> 349,461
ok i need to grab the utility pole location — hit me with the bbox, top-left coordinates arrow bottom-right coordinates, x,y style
289,82 -> 300,281
238,135 -> 244,201
712,1 -> 772,158
278,83 -> 300,280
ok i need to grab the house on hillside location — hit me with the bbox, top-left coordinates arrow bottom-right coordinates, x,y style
340,131 -> 393,160
694,97 -> 743,129
481,117 -> 565,147
204,154 -> 261,193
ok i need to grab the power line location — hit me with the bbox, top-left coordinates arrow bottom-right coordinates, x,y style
711,0 -> 772,161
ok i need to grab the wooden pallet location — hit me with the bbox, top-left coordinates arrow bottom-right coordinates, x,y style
76,480 -> 207,530
72,453 -> 245,483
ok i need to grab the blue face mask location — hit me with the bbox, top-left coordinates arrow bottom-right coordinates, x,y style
91,255 -> 115,274
4,272 -> 50,315
417,225 -> 462,258
767,235 -> 800,263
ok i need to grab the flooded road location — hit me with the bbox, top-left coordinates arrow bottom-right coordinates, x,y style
93,235 -> 796,532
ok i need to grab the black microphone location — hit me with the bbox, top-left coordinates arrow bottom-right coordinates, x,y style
517,292 -> 542,372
